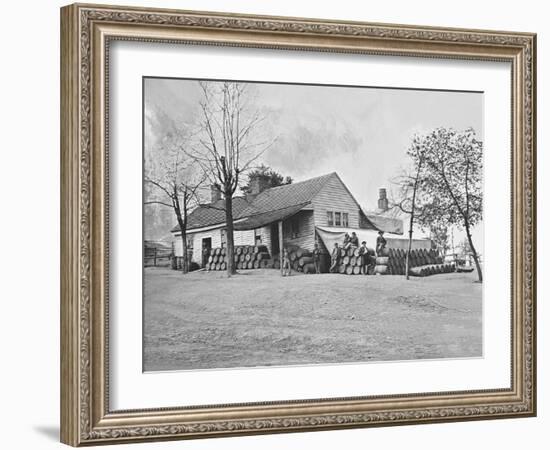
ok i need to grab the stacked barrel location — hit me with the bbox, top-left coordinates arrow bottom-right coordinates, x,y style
286,246 -> 315,273
373,247 -> 391,274
337,246 -> 375,275
206,245 -> 274,271
374,248 -> 455,276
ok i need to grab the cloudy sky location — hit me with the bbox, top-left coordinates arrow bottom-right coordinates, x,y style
144,77 -> 483,244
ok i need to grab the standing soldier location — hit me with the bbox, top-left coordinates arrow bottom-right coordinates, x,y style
282,248 -> 292,277
359,241 -> 371,274
330,243 -> 340,273
312,243 -> 321,274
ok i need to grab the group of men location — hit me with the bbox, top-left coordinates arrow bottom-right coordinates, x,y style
281,230 -> 387,276
329,231 -> 387,274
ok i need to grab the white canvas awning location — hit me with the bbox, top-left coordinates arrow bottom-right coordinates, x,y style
316,226 -> 432,251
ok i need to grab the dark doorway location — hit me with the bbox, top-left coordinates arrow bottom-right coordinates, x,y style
201,237 -> 212,267
270,223 -> 280,257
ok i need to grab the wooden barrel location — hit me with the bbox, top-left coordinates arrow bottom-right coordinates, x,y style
353,266 -> 361,275
353,248 -> 361,257
374,265 -> 388,275
409,266 -> 425,277
292,261 -> 300,271
254,245 -> 268,254
350,256 -> 356,266
253,260 -> 260,269
234,254 -> 239,263
346,265 -> 354,275
208,255 -> 214,264
236,246 -> 243,255
339,248 -> 347,258
376,256 -> 389,265
338,264 -> 347,274
260,260 -> 269,268
244,254 -> 251,262
342,256 -> 350,265
378,247 -> 390,257
256,252 -> 270,261
289,252 -> 298,262
298,256 -> 313,267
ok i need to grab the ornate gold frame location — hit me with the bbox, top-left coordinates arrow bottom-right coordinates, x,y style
60,3 -> 536,446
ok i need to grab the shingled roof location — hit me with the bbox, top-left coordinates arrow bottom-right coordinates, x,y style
171,196 -> 252,233
172,172 -> 377,233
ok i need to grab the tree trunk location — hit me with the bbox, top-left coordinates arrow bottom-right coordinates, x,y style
180,232 -> 188,274
465,223 -> 483,283
405,228 -> 413,280
224,193 -> 237,276
405,159 -> 422,280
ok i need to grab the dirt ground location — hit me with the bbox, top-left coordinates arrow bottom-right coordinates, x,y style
143,268 -> 482,371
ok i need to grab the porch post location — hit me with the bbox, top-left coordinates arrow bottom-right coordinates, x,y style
278,220 -> 284,275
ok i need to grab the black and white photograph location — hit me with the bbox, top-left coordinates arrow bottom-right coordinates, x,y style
143,77 -> 484,372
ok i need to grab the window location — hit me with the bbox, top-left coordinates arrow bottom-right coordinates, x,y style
342,213 -> 349,227
290,218 -> 299,238
187,236 -> 194,250
254,228 -> 262,245
220,229 -> 227,248
327,210 -> 350,227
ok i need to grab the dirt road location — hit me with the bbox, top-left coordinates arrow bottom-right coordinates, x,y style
143,268 -> 482,371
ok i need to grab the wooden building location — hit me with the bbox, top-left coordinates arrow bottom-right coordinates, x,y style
172,172 -> 379,267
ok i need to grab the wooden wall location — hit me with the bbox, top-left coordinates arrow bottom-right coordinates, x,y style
312,175 -> 361,229
174,227 -> 271,265
283,210 -> 315,251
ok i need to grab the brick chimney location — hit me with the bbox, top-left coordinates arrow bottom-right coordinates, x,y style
377,187 -> 389,212
210,184 -> 222,203
249,175 -> 270,195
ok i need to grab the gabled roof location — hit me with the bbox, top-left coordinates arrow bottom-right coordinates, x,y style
239,172 -> 334,217
171,196 -> 251,233
172,172 -> 378,233
234,202 -> 310,231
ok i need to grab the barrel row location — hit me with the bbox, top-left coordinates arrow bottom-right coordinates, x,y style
207,245 -> 272,271
408,263 -> 456,277
209,245 -> 269,257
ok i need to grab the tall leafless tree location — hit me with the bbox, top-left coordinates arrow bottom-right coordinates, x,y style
391,137 -> 426,280
189,81 -> 273,276
145,129 -> 206,274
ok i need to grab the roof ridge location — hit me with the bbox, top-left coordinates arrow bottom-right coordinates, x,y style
258,171 -> 336,194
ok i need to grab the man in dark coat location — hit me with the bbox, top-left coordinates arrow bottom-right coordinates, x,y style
312,243 -> 321,274
350,232 -> 359,248
330,243 -> 340,273
376,231 -> 387,256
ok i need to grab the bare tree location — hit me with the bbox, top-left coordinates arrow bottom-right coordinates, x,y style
189,81 -> 273,276
145,129 -> 205,274
391,137 -> 426,280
